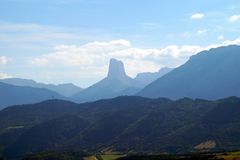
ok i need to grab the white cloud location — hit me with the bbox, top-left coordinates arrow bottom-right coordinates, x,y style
229,15 -> 240,22
140,22 -> 160,29
31,38 -> 240,78
196,30 -> 207,35
0,56 -> 8,65
0,21 -> 111,50
23,37 -> 240,87
217,35 -> 224,40
31,58 -> 50,66
191,13 -> 205,20
0,22 -> 75,42
221,38 -> 240,46
177,30 -> 207,39
30,39 -> 204,77
0,73 -> 12,79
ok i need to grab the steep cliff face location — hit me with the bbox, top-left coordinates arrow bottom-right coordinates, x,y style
72,58 -> 143,103
107,58 -> 128,80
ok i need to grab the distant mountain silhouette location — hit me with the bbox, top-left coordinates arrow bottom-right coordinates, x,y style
0,78 -> 82,97
138,45 -> 240,99
1,96 -> 240,158
0,82 -> 65,110
72,58 -> 143,102
134,67 -> 173,86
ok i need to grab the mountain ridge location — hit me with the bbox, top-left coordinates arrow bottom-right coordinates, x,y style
0,82 -> 66,110
134,67 -> 173,86
1,96 -> 240,158
138,45 -> 240,99
72,58 -> 144,102
0,78 -> 83,97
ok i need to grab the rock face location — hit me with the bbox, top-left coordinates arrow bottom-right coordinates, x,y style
72,58 -> 143,103
107,58 -> 127,79
138,45 -> 240,100
134,67 -> 173,86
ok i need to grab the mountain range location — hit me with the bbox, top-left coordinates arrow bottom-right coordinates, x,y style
1,45 -> 240,159
0,82 -> 65,110
1,45 -> 240,108
1,96 -> 240,159
138,45 -> 240,100
134,67 -> 173,86
0,58 -> 171,107
72,58 -> 144,103
0,78 -> 83,97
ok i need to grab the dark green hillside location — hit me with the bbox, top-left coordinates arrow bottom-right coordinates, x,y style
0,96 -> 240,159
5,115 -> 89,157
0,100 -> 78,131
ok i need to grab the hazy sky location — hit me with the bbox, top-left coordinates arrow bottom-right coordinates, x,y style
0,0 -> 240,87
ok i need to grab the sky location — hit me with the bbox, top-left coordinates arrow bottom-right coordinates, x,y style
0,0 -> 240,87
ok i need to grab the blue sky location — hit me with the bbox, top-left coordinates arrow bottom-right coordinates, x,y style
0,0 -> 240,87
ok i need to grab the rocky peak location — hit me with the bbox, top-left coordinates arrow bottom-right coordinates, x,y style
107,58 -> 127,79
